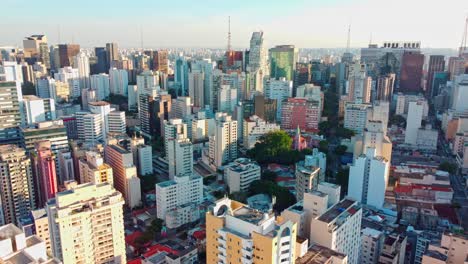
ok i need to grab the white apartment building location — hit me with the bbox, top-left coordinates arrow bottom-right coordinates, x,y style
217,85 -> 238,114
47,182 -> 126,264
264,77 -> 293,119
242,115 -> 280,149
109,68 -> 128,96
104,144 -> 141,209
108,110 -> 126,134
155,174 -> 203,221
309,198 -> 362,264
78,151 -> 113,185
188,71 -> 205,107
89,101 -> 111,137
405,101 -> 424,145
0,223 -> 60,264
344,103 -> 372,134
304,149 -> 327,182
73,51 -> 90,89
36,76 -> 55,99
209,113 -> 238,167
167,137 -> 193,179
348,63 -> 372,104
451,74 -> 468,113
188,111 -> 215,142
171,96 -> 191,119
90,73 -> 110,100
129,136 -> 153,176
348,148 -> 389,208
23,95 -> 56,125
353,120 -> 393,163
224,158 -> 261,194
76,112 -> 103,143
136,70 -> 159,96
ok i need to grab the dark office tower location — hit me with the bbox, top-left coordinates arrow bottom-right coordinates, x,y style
58,44 -> 80,68
253,94 -> 277,123
376,74 -> 395,101
294,62 -> 311,94
153,50 -> 169,73
106,43 -> 119,69
0,81 -> 22,145
426,55 -> 445,98
399,51 -> 424,92
94,47 -> 108,74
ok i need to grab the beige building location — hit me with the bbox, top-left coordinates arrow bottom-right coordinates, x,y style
422,232 -> 468,264
104,144 -> 141,209
0,223 -> 61,264
0,145 -> 35,226
206,198 -> 297,264
224,158 -> 261,194
47,182 -> 126,264
78,151 -> 113,185
353,120 -> 392,163
295,160 -> 321,201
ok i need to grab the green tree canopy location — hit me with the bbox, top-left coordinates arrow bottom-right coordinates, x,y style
438,162 -> 458,175
248,180 -> 296,212
334,145 -> 348,156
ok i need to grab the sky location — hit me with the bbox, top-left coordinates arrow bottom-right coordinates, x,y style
1,0 -> 467,49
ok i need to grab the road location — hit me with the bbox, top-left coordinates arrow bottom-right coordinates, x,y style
450,173 -> 468,229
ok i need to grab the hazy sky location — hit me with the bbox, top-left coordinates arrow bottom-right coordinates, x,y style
1,0 -> 467,49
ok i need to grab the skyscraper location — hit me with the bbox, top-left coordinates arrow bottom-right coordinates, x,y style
399,51 -> 424,92
94,47 -> 108,73
0,81 -> 23,145
248,31 -> 269,74
58,44 -> 80,68
106,42 -> 119,68
0,145 -> 35,225
175,57 -> 189,96
109,68 -> 128,96
188,71 -> 205,107
376,73 -> 395,101
46,182 -> 126,263
90,73 -> 110,100
31,140 -> 58,207
269,45 -> 298,81
426,55 -> 445,98
73,51 -> 91,89
348,63 -> 372,103
104,144 -> 141,208
153,50 -> 169,73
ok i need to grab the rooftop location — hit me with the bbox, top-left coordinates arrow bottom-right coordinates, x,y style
88,101 -> 110,106
317,198 -> 357,223
232,206 -> 273,226
296,244 -> 347,264
424,250 -> 448,261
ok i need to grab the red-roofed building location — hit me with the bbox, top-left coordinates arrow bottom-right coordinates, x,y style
127,259 -> 142,264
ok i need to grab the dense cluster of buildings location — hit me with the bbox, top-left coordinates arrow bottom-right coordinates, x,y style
0,15 -> 467,264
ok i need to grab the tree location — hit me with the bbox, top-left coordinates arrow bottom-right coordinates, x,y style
248,180 -> 296,212
336,127 -> 355,139
203,175 -> 217,185
334,145 -> 348,156
250,131 -> 293,163
22,82 -> 36,96
147,218 -> 164,234
229,192 -> 248,203
318,140 -> 329,153
389,115 -> 406,127
438,162 -> 458,175
140,174 -> 160,192
261,170 -> 278,182
336,168 -> 350,194
318,121 -> 331,136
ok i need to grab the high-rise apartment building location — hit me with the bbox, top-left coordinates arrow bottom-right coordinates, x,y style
206,197 -> 297,264
108,110 -> 126,134
47,182 -> 126,263
90,73 -> 110,100
175,57 -> 189,96
264,77 -> 293,119
109,68 -> 128,95
129,136 -> 153,176
31,141 -> 58,208
405,101 -> 424,145
104,144 -> 141,208
171,96 -> 191,119
23,35 -> 50,68
353,120 -> 393,163
0,145 -> 34,225
35,76 -> 55,99
188,71 -> 205,107
376,74 -> 395,102
269,45 -> 298,81
344,103 -> 372,134
426,55 -> 445,98
348,147 -> 389,208
360,228 -> 384,264
309,198 -> 362,264
156,174 -> 203,222
164,119 -> 193,178
209,113 -> 238,167
76,112 -> 103,143
451,74 -> 468,113
348,63 -> 372,103
242,115 -> 280,149
73,51 -> 91,89
78,151 -> 113,185
57,151 -> 75,184
217,85 -> 237,114
94,47 -> 108,73
54,66 -> 80,98
136,70 -> 159,96
281,98 -> 321,132
153,50 -> 169,73
23,95 -> 56,125
0,81 -> 23,145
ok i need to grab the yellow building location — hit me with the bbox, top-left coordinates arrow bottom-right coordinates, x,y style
206,198 -> 297,264
46,181 -> 126,264
78,151 -> 113,185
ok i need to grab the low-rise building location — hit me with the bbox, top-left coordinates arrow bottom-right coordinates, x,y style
242,115 -> 280,149
224,158 -> 261,194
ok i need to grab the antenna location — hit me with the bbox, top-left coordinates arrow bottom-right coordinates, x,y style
460,15 -> 468,56
369,33 -> 373,45
227,16 -> 232,52
140,25 -> 144,50
346,24 -> 351,52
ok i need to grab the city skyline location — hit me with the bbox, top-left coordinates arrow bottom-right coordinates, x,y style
1,0 -> 467,49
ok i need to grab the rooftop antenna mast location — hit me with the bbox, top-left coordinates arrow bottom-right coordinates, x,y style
460,15 -> 468,56
369,33 -> 373,45
140,25 -> 144,51
346,24 -> 351,52
227,16 -> 232,52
